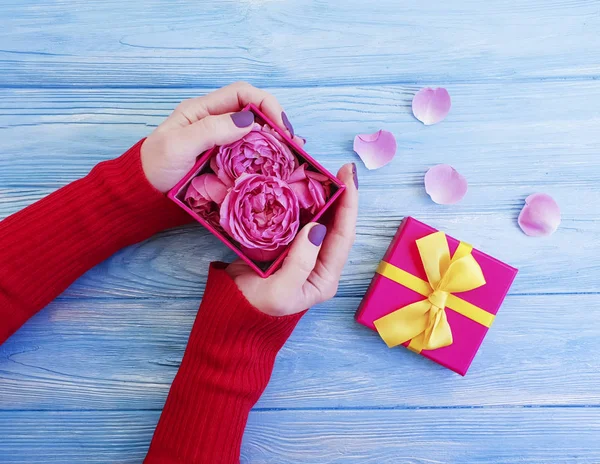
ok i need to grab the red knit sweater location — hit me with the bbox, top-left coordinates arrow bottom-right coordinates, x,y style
0,140 -> 304,463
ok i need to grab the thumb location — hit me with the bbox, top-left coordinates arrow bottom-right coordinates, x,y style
273,223 -> 327,290
175,110 -> 256,158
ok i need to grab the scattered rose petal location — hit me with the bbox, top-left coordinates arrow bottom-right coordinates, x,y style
412,87 -> 451,125
353,130 -> 397,170
518,193 -> 561,237
424,164 -> 468,205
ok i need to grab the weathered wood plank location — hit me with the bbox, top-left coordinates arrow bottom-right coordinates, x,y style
1,295 -> 598,410
2,83 -> 600,188
0,408 -> 599,463
1,0 -> 599,88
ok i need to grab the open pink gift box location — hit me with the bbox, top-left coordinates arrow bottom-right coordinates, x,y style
168,103 -> 346,278
355,217 -> 518,375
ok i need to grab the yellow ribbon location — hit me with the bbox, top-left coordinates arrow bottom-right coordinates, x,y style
373,231 -> 492,353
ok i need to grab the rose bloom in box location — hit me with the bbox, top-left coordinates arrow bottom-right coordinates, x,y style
168,103 -> 345,277
355,217 -> 518,375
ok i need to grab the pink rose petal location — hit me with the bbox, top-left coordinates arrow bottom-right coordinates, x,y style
518,193 -> 561,237
288,163 -> 308,183
186,173 -> 228,206
288,163 -> 332,218
412,87 -> 451,125
353,130 -> 397,170
290,178 -> 312,208
202,173 -> 228,204
424,164 -> 468,205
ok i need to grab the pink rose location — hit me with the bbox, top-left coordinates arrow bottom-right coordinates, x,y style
184,173 -> 228,215
288,163 -> 332,217
211,123 -> 297,187
220,173 -> 300,252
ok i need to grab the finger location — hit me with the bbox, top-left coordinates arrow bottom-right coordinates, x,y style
293,135 -> 306,147
166,82 -> 292,135
273,223 -> 327,291
173,111 -> 255,159
310,163 -> 359,285
226,259 -> 252,280
236,83 -> 293,137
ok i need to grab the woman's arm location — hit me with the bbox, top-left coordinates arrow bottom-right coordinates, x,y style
144,263 -> 304,463
1,82 -> 356,463
0,140 -> 189,343
0,81 -> 301,345
145,163 -> 359,463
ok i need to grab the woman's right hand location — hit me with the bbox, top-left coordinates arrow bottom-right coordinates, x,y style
227,163 -> 359,316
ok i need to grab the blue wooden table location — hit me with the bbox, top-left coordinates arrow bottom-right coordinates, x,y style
1,1 -> 599,462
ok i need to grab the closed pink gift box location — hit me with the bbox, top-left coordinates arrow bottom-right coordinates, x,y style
168,103 -> 345,278
355,217 -> 518,375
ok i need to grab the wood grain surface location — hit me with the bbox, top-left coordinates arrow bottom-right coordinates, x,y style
1,0 -> 599,87
1,295 -> 599,411
1,0 -> 599,462
1,409 -> 599,463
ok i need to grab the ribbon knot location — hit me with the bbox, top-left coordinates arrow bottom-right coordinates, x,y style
428,289 -> 448,310
373,231 -> 488,353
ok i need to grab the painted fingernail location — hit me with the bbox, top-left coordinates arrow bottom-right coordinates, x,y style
308,224 -> 327,246
299,136 -> 307,144
352,163 -> 359,190
282,111 -> 295,137
231,111 -> 255,128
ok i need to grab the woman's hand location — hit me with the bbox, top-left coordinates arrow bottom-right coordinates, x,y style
142,81 -> 358,316
227,163 -> 359,316
141,82 -> 303,192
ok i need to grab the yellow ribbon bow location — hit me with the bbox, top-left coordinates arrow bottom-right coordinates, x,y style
373,231 -> 490,353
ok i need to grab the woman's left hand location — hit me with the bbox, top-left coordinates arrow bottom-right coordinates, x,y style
141,82 -> 304,192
